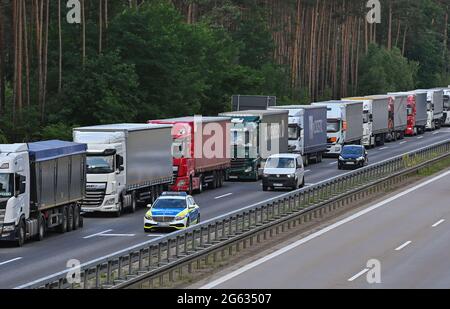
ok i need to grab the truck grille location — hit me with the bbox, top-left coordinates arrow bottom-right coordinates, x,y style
231,158 -> 247,169
0,209 -> 5,225
153,216 -> 175,223
82,188 -> 106,208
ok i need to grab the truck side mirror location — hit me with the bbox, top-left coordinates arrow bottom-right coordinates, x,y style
116,155 -> 124,170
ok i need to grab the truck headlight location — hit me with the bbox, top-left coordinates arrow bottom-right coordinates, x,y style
177,180 -> 186,186
245,167 -> 253,173
2,225 -> 15,232
287,174 -> 296,178
104,198 -> 116,206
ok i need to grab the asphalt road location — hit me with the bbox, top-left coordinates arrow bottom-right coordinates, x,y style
1,129 -> 450,288
200,168 -> 450,289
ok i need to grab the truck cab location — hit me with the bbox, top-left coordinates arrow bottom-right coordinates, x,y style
406,95 -> 417,136
228,116 -> 260,181
444,88 -> 450,126
0,144 -> 30,243
73,132 -> 125,214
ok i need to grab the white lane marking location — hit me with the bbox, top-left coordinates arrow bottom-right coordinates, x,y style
199,169 -> 450,289
83,229 -> 113,239
215,193 -> 233,200
348,268 -> 369,282
399,141 -> 407,145
432,131 -> 441,135
329,162 -> 337,165
432,219 -> 445,228
147,234 -> 166,237
304,170 -> 311,174
379,147 -> 389,150
395,241 -> 412,251
99,233 -> 136,237
417,136 -> 424,139
0,257 -> 23,267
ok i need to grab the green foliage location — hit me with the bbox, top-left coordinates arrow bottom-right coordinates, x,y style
358,44 -> 418,95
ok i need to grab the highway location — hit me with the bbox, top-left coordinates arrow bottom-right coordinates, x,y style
200,167 -> 450,289
1,130 -> 450,288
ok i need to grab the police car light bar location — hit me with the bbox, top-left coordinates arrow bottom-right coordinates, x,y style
161,192 -> 188,197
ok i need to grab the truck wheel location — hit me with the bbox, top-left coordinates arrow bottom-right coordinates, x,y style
211,172 -> 217,189
58,207 -> 68,233
303,156 -> 309,167
219,171 -> 224,187
189,176 -> 194,195
263,185 -> 268,192
130,196 -> 136,214
73,205 -> 80,230
67,206 -> 74,232
34,214 -> 45,241
114,201 -> 123,218
16,220 -> 25,247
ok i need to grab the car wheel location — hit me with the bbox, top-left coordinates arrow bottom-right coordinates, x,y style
186,218 -> 191,228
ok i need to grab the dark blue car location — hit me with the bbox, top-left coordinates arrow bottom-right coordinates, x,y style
338,145 -> 368,169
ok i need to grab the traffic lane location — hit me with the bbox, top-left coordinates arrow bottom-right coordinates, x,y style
1,130 -> 449,288
205,171 -> 450,289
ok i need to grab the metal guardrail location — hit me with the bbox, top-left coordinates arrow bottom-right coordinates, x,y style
19,139 -> 450,289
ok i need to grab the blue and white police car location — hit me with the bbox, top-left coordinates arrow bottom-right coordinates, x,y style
144,192 -> 200,232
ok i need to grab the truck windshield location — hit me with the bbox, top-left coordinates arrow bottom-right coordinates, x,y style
288,125 -> 300,140
265,158 -> 295,169
153,198 -> 186,209
327,120 -> 340,133
86,156 -> 115,174
231,129 -> 250,146
0,173 -> 13,198
172,139 -> 188,158
363,111 -> 369,124
407,106 -> 413,116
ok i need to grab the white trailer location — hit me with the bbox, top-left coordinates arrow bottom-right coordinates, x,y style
73,124 -> 173,217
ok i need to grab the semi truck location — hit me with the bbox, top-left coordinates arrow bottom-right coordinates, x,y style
73,124 -> 173,216
218,110 -> 288,180
444,87 -> 450,126
417,89 -> 444,130
311,100 -> 363,156
411,91 -> 428,134
149,117 -> 231,193
0,140 -> 87,246
344,97 -> 389,148
232,95 -> 277,111
268,105 -> 327,166
387,93 -> 408,139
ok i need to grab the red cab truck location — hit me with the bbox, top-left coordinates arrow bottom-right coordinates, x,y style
149,117 -> 231,194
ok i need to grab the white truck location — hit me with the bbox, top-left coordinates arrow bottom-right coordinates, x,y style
73,124 -> 173,217
417,89 -> 444,130
344,97 -> 389,148
444,87 -> 450,126
268,105 -> 328,166
0,140 -> 87,246
311,100 -> 363,156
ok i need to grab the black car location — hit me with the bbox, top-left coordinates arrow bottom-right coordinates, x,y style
338,145 -> 368,169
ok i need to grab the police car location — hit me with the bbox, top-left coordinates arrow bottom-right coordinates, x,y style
144,192 -> 200,232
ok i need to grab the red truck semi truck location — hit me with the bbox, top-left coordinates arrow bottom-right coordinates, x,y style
149,117 -> 231,194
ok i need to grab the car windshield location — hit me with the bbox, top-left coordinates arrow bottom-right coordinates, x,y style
327,120 -> 340,133
0,173 -> 13,198
342,147 -> 363,156
265,157 -> 296,169
153,198 -> 187,209
86,155 -> 114,174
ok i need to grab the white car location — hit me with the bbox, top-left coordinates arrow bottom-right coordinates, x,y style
262,154 -> 305,191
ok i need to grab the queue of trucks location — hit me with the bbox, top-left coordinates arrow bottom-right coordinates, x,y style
1,87 -> 449,246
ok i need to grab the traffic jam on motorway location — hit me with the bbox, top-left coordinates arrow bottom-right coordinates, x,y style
0,87 -> 449,247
